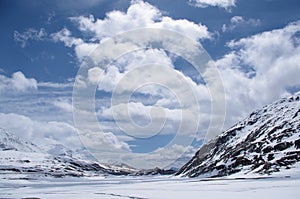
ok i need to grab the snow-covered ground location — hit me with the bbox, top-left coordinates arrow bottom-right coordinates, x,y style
1,175 -> 300,199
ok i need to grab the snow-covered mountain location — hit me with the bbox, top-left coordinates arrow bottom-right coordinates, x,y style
0,128 -> 138,179
177,93 -> 300,177
0,128 -> 176,179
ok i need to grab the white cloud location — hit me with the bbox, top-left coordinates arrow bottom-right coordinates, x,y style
222,16 -> 261,32
0,112 -> 80,151
151,144 -> 197,166
188,0 -> 236,10
0,71 -> 37,94
86,48 -> 173,93
230,15 -> 243,24
97,131 -> 131,151
96,63 -> 210,138
100,101 -> 181,135
73,43 -> 99,61
37,81 -> 74,89
51,28 -> 83,47
52,1 -> 210,60
0,111 -> 131,154
53,100 -> 73,112
87,67 -> 104,84
77,130 -> 132,153
14,28 -> 47,48
71,1 -> 210,41
216,20 -> 300,126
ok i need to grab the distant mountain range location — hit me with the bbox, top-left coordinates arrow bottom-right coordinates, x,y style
0,127 -> 141,178
176,93 -> 300,177
0,127 -> 176,179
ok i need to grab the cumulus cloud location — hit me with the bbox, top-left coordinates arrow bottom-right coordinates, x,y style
82,131 -> 131,152
222,16 -> 261,32
188,0 -> 236,10
52,1 -> 210,60
0,71 -> 37,94
0,112 -> 80,151
71,1 -> 210,41
216,20 -> 300,126
14,28 -> 47,48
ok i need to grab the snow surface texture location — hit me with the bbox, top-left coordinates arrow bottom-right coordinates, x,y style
177,92 -> 300,177
0,176 -> 300,199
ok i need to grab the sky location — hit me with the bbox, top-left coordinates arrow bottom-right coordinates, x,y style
0,0 -> 300,169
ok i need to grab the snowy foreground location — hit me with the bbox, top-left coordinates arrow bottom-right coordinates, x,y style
1,175 -> 300,199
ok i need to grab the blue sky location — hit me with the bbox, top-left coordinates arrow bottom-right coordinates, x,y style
0,0 -> 300,169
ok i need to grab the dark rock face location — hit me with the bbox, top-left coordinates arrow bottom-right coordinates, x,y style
176,93 -> 300,178
133,167 -> 176,176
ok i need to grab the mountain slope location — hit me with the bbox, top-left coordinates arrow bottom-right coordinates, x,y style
0,128 -> 40,152
177,93 -> 300,177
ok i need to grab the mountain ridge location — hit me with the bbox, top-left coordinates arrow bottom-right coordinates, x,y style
0,128 -> 140,178
176,93 -> 300,177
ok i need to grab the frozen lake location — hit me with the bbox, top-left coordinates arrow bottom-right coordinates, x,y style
1,175 -> 300,199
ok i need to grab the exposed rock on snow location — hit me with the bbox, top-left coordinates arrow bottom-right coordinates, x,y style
177,93 -> 300,177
